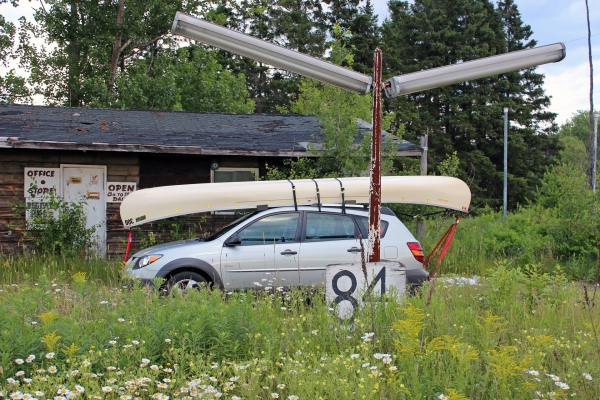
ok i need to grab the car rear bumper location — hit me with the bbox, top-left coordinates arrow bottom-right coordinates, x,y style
406,268 -> 429,286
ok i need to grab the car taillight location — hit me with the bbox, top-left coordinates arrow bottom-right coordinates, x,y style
407,242 -> 424,263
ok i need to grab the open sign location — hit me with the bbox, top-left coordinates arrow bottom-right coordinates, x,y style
106,182 -> 137,203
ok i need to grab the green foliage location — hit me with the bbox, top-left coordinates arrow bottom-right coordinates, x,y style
0,10 -> 31,103
115,45 -> 254,112
135,215 -> 207,249
14,192 -> 99,256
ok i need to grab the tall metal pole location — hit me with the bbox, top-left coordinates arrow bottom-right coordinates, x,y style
594,112 -> 599,193
368,47 -> 383,262
417,133 -> 428,241
503,108 -> 508,219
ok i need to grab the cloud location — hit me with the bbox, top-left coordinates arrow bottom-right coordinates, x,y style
540,61 -> 599,125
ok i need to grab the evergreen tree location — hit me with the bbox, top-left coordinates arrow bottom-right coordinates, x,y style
382,0 -> 560,210
348,0 -> 381,75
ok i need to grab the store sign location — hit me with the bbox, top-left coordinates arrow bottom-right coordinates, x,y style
106,182 -> 137,203
24,168 -> 61,201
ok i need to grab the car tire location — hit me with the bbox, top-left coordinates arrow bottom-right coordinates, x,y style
165,271 -> 208,296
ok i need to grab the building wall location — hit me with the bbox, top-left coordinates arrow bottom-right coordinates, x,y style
0,149 -> 273,257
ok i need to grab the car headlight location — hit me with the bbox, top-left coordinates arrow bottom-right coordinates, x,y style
134,255 -> 163,269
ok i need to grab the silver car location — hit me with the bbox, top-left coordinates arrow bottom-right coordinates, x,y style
122,205 -> 428,292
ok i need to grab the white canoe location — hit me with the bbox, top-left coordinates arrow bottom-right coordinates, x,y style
120,176 -> 471,227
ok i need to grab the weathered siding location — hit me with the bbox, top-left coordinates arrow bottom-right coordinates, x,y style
0,149 -> 271,258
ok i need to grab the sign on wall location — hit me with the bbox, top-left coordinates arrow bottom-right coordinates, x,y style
106,182 -> 137,203
24,168 -> 61,201
326,262 -> 406,320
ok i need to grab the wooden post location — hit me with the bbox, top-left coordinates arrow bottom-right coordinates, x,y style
417,133 -> 428,241
368,47 -> 383,262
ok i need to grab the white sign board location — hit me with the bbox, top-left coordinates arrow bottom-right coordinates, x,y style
106,182 -> 137,203
24,168 -> 61,201
326,262 -> 406,320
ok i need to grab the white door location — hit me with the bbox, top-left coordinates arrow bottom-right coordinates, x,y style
221,212 -> 301,289
61,165 -> 107,256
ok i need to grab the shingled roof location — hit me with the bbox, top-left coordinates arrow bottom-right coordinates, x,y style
0,104 -> 423,157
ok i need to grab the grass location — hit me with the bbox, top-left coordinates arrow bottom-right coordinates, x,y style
1,255 -> 599,399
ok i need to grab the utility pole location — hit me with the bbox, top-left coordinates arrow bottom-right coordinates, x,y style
594,112 -> 599,193
417,133 -> 428,240
503,108 -> 509,219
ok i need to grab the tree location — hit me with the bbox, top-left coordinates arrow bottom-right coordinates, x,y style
347,0 -> 380,75
21,0 -> 213,107
0,2 -> 31,103
382,0 -> 560,211
114,45 -> 255,112
558,110 -> 598,175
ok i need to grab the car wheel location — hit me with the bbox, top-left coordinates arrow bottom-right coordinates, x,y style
165,271 -> 208,296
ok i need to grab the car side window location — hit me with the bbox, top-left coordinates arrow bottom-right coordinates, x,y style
305,213 -> 357,241
236,213 -> 299,245
354,216 -> 389,238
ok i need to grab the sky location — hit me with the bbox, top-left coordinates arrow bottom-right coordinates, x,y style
1,0 -> 598,126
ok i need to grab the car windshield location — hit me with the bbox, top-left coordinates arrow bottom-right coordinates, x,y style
198,211 -> 259,242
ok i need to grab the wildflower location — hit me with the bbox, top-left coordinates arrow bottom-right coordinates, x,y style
46,353 -> 55,361
109,340 -> 117,345
22,378 -> 32,384
35,392 -> 44,397
81,360 -> 91,367
287,396 -> 299,400
157,383 -> 168,389
271,394 -> 280,399
121,396 -> 132,400
382,356 -> 393,365
100,301 -> 108,305
277,384 -> 286,390
528,370 -> 540,377
74,386 -> 85,394
150,365 -> 159,371
350,354 -> 359,359
57,388 -> 71,396
438,395 -> 449,400
132,340 -> 140,345
14,359 -> 24,365
102,387 -> 113,393
230,376 -> 240,382
311,330 -> 318,335
14,371 -> 24,377
141,358 -> 150,364
31,321 -> 37,325
362,363 -> 370,368
373,353 -> 383,360
164,339 -> 171,343
281,307 -> 287,311
267,375 -> 276,380
163,368 -> 173,373
26,355 -> 35,363
118,318 -> 125,322
582,373 -> 592,381
389,366 -> 398,371
546,374 -> 559,381
70,370 -> 80,376
48,366 -> 58,374
555,382 -> 570,390
107,366 -> 117,371
6,378 -> 17,384
361,332 -> 375,342
107,378 -> 117,384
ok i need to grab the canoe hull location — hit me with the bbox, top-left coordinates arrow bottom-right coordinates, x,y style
120,176 -> 471,227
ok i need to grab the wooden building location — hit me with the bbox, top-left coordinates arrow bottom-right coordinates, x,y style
0,104 -> 423,257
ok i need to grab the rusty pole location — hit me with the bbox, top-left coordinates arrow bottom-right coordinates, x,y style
368,47 -> 383,262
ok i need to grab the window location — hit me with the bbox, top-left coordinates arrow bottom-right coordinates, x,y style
211,167 -> 258,183
305,213 -> 357,241
354,216 -> 389,238
236,213 -> 299,245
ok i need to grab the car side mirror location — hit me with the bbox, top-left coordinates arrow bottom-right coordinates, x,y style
225,235 -> 242,247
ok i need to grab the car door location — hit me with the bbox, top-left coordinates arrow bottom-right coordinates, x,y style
221,212 -> 301,289
298,212 -> 362,286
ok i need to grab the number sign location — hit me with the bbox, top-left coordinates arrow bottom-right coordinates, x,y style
326,262 -> 406,320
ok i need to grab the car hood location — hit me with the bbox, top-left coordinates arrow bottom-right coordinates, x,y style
131,238 -> 213,258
